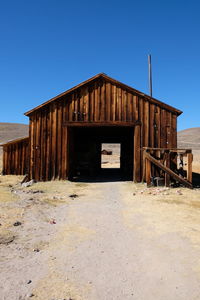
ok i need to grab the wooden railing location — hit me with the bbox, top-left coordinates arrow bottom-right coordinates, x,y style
143,148 -> 193,188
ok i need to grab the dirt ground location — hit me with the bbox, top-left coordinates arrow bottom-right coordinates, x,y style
1,151 -> 200,299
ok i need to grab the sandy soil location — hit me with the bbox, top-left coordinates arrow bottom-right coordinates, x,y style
1,147 -> 200,300
1,174 -> 200,300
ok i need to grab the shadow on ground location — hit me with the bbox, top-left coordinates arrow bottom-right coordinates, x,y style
71,169 -> 132,183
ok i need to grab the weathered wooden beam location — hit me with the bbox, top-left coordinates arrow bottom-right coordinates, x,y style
144,152 -> 193,188
145,158 -> 151,186
134,125 -> 141,182
143,147 -> 192,153
187,153 -> 193,183
63,121 -> 141,127
165,152 -> 170,186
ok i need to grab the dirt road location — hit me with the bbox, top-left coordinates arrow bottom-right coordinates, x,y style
1,178 -> 200,299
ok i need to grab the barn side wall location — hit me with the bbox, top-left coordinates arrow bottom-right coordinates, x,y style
28,78 -> 178,181
2,138 -> 29,175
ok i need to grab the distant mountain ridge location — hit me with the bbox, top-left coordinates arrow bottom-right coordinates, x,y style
178,127 -> 200,150
0,122 -> 29,144
0,122 -> 199,150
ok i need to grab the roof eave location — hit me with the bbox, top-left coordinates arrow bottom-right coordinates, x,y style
0,136 -> 29,147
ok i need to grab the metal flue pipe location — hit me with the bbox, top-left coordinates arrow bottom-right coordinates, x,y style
148,54 -> 153,97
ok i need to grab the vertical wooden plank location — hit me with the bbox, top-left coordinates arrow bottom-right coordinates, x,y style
38,112 -> 42,180
133,95 -> 138,121
43,109 -> 47,180
15,143 -> 18,175
21,141 -> 25,175
161,109 -> 167,148
143,100 -> 149,147
172,113 -> 177,148
97,81 -> 101,121
61,102 -> 67,179
52,103 -> 58,179
121,89 -> 125,121
29,117 -> 34,179
125,90 -> 128,122
73,92 -> 78,122
68,94 -> 73,121
155,106 -> 161,148
85,87 -> 90,122
100,81 -> 105,121
94,82 -> 99,122
39,111 -> 43,179
149,104 -> 155,147
134,124 -> 141,182
145,158 -> 151,186
45,108 -> 50,180
72,93 -> 76,121
90,86 -> 94,122
165,151 -> 170,186
187,153 -> 193,183
166,111 -> 172,148
66,126 -> 70,179
118,87 -> 122,121
105,82 -> 111,121
139,98 -> 144,176
2,146 -> 5,174
111,84 -> 116,121
127,93 -> 131,121
115,86 -> 119,121
57,103 -> 62,179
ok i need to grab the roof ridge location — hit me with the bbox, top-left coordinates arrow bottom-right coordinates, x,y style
24,73 -> 182,116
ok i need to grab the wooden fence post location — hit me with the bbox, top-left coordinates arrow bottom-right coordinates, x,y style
145,156 -> 151,186
165,151 -> 170,186
187,153 -> 193,183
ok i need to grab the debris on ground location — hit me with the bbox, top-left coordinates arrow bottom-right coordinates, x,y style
33,248 -> 40,252
13,221 -> 22,226
30,190 -> 44,194
176,189 -> 183,195
134,187 -> 180,197
0,231 -> 15,245
27,293 -> 34,298
21,180 -> 36,188
49,219 -> 56,224
69,194 -> 79,199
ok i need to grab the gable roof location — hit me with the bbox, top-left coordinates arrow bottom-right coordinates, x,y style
24,73 -> 182,116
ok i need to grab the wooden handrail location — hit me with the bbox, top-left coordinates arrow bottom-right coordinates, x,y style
144,151 -> 193,189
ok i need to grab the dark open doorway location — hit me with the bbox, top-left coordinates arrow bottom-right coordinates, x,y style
68,126 -> 134,182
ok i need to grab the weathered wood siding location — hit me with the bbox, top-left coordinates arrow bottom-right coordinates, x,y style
28,77 -> 178,182
2,138 -> 29,175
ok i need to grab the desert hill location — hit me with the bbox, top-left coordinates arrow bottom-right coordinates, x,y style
178,127 -> 200,150
0,123 -> 199,150
0,122 -> 29,145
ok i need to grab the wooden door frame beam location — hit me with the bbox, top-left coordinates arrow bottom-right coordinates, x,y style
63,121 -> 141,127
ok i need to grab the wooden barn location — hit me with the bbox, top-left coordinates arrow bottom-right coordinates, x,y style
1,73 -> 193,187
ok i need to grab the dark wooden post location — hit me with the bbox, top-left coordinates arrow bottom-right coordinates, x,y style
187,153 -> 193,183
133,124 -> 141,182
165,151 -> 170,186
145,156 -> 151,186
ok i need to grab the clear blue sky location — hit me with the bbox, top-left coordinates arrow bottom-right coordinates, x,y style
0,0 -> 199,130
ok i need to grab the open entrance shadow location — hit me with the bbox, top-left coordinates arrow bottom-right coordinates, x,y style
70,168 -> 132,183
193,172 -> 200,188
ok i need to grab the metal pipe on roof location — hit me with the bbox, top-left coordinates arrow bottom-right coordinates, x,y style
148,54 -> 153,97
